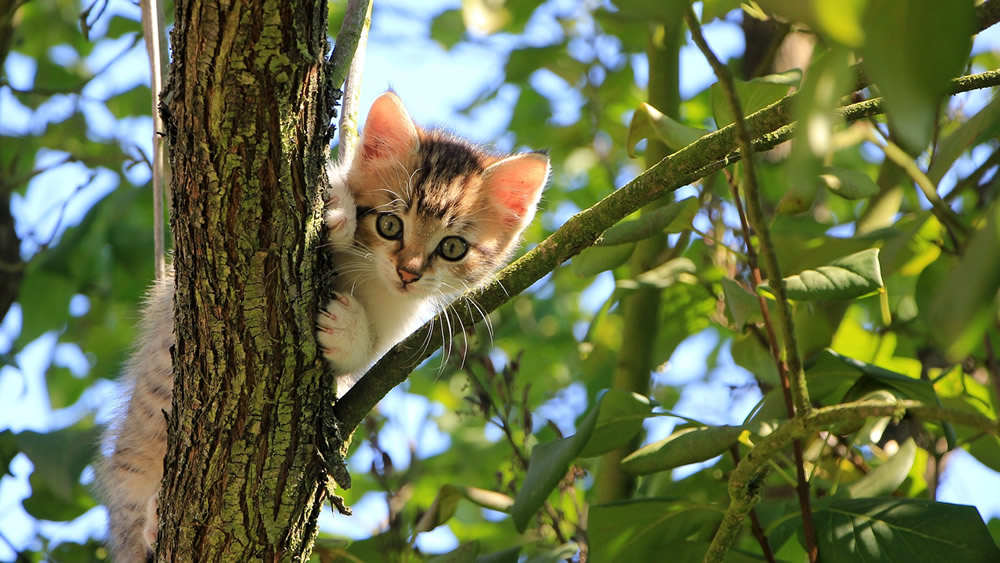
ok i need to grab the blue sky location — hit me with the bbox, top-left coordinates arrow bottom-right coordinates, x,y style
2,0 -> 1000,559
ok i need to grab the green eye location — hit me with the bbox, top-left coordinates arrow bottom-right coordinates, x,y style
438,236 -> 468,261
376,213 -> 403,240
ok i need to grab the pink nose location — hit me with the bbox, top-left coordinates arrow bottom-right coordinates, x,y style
397,268 -> 421,284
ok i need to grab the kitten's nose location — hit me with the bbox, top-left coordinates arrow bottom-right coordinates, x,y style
397,268 -> 421,284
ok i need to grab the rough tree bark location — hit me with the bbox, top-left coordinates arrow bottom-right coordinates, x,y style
157,1 -> 350,560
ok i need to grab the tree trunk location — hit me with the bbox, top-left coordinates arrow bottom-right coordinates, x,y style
158,1 -> 348,560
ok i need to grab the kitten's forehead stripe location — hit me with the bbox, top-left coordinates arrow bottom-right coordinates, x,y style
411,131 -> 491,220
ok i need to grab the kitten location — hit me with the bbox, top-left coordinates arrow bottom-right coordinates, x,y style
97,91 -> 549,561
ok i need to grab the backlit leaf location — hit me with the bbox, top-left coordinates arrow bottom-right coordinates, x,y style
814,498 -> 1000,561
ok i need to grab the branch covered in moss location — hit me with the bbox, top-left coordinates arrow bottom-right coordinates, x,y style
333,68 -> 1000,435
703,400 -> 1000,563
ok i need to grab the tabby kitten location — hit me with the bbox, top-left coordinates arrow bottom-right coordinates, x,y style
98,91 -> 549,561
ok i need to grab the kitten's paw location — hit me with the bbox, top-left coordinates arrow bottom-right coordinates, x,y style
317,291 -> 372,375
143,495 -> 158,551
324,175 -> 357,247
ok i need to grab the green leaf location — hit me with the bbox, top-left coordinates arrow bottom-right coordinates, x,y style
616,257 -> 696,290
814,498 -> 1000,561
712,70 -> 800,129
15,424 -> 99,502
620,425 -> 743,475
414,485 -> 514,533
730,332 -> 779,387
46,366 -> 91,410
847,438 -> 917,498
588,498 -> 719,561
929,201 -> 1000,360
928,93 -> 1000,185
721,278 -> 763,327
578,389 -> 655,458
820,167 -> 880,200
611,0 -> 688,21
626,102 -> 709,157
105,15 -> 142,39
0,430 -> 17,479
861,0 -> 974,151
764,248 -> 884,301
427,541 -> 480,563
15,268 -> 77,347
476,546 -> 521,563
22,472 -> 96,521
702,0 -> 743,22
822,349 -> 939,407
511,392 -> 603,532
597,197 -> 698,246
571,242 -> 635,277
784,48 -> 854,214
430,9 -> 466,49
105,85 -> 154,119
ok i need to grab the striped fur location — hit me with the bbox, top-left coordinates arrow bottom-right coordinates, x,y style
98,92 -> 548,560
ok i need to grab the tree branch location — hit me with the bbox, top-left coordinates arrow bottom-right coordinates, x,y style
703,400 -> 1000,562
333,68 -> 1000,435
336,0 -> 371,165
327,0 -> 372,93
683,9 -> 817,560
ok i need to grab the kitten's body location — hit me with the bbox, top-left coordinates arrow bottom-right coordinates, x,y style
98,92 -> 548,561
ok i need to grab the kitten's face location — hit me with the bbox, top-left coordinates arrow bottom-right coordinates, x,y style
343,93 -> 548,302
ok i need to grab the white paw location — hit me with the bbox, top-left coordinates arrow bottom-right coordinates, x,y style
143,495 -> 158,551
317,291 -> 373,375
324,169 -> 357,248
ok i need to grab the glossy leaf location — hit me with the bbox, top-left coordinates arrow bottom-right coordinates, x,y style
929,202 -> 1000,360
620,425 -> 743,475
821,167 -> 881,200
763,249 -> 884,301
598,197 -> 698,246
588,498 -> 719,561
847,438 -> 917,498
711,70 -> 800,129
571,242 -> 635,277
814,498 -> 1000,561
616,257 -> 695,290
626,102 -> 709,157
578,389 -> 655,458
861,0 -> 974,151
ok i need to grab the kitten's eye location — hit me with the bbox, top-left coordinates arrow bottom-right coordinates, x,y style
437,236 -> 468,261
376,213 -> 403,240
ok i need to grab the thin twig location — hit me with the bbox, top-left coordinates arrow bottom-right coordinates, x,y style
683,9 -> 817,562
140,0 -> 170,280
730,446 -> 775,563
336,0 -> 372,165
328,0 -> 373,93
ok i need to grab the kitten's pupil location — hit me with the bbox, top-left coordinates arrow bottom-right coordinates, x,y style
376,213 -> 403,240
438,236 -> 468,261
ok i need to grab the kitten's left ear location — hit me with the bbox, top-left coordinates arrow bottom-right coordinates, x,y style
357,92 -> 419,165
482,152 -> 549,230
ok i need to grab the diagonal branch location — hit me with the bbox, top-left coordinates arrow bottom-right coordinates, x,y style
333,68 -> 1000,435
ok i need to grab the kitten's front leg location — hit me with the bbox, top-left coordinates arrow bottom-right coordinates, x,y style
317,291 -> 374,377
324,165 -> 357,248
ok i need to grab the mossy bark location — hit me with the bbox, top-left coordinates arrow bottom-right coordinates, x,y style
157,1 -> 346,560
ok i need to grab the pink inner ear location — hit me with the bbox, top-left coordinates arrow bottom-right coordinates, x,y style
484,154 -> 549,224
359,93 -> 417,164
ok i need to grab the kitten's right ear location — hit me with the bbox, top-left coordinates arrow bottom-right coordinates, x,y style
357,92 -> 419,165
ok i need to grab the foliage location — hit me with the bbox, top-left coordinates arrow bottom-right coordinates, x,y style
2,0 -> 1000,562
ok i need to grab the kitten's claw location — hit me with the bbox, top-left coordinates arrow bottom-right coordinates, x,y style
316,292 -> 372,375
